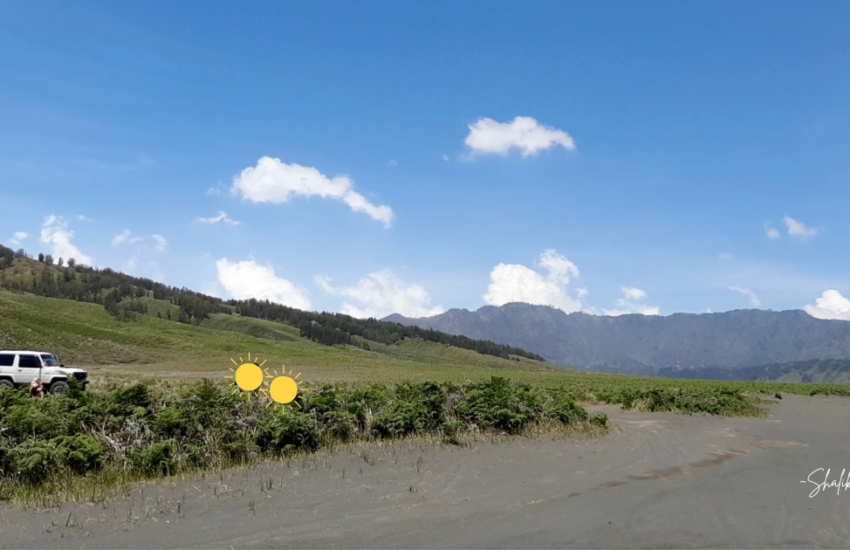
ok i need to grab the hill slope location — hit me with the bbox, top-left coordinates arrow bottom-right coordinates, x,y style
383,303 -> 850,373
0,290 -> 563,385
0,244 -> 544,363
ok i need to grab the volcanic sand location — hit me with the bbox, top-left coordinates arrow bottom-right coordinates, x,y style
3,394 -> 850,549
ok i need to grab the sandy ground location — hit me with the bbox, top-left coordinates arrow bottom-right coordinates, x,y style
3,394 -> 850,549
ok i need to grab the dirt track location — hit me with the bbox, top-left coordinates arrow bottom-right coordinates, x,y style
4,394 -> 850,549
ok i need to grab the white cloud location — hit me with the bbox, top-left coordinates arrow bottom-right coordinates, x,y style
230,157 -> 394,228
316,270 -> 443,319
77,215 -> 91,222
442,154 -> 450,162
9,232 -> 28,246
484,249 -> 583,313
112,229 -> 141,247
764,223 -> 781,240
40,215 -> 93,266
197,211 -> 242,226
729,286 -> 761,307
601,287 -> 659,316
464,116 -> 576,158
783,216 -> 817,239
575,287 -> 589,299
620,286 -> 647,301
151,234 -> 168,253
216,258 -> 311,310
804,290 -> 850,321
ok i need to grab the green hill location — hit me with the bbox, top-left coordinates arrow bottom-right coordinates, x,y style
0,289 -> 565,385
0,245 -> 545,364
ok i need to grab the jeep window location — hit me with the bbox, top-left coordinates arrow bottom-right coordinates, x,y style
0,354 -> 14,367
18,354 -> 41,368
40,354 -> 59,366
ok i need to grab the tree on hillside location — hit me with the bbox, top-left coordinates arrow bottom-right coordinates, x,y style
57,257 -> 64,267
38,253 -> 45,262
44,254 -> 53,265
67,258 -> 76,268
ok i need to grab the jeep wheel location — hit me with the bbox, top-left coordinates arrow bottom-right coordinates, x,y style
50,381 -> 70,396
0,379 -> 13,391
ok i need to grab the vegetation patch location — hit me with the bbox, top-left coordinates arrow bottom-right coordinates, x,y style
0,377 -> 602,505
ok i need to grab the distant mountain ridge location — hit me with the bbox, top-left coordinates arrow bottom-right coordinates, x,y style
383,303 -> 850,374
657,359 -> 850,384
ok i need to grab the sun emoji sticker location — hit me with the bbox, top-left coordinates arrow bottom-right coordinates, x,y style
225,353 -> 267,401
260,366 -> 307,413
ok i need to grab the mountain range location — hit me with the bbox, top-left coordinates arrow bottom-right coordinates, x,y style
383,303 -> 850,377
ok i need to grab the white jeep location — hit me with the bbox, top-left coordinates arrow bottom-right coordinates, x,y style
0,351 -> 89,395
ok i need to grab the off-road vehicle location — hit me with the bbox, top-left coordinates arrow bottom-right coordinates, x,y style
0,351 -> 89,395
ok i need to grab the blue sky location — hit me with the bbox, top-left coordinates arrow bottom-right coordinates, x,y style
2,0 -> 850,320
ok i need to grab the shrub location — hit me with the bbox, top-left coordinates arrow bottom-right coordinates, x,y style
257,413 -> 319,454
11,440 -> 57,483
590,412 -> 608,427
455,377 -> 537,434
56,434 -> 103,475
320,411 -> 357,442
154,407 -> 185,437
4,405 -> 66,439
131,440 -> 176,475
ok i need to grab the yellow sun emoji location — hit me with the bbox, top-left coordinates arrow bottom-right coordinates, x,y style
259,366 -> 307,413
225,353 -> 267,401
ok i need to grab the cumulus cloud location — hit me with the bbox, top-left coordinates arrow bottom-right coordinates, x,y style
484,249 -> 583,313
230,157 -> 394,228
729,286 -> 761,307
152,234 -> 168,253
621,286 -> 647,301
764,223 -> 781,240
112,229 -> 141,247
601,287 -> 660,316
40,216 -> 93,266
804,290 -> 850,321
216,258 -> 311,310
197,211 -> 241,226
77,215 -> 91,222
783,216 -> 817,239
464,116 -> 576,158
316,270 -> 443,319
9,232 -> 28,246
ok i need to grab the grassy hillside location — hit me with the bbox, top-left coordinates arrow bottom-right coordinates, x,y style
0,245 -> 545,362
0,290 -> 564,385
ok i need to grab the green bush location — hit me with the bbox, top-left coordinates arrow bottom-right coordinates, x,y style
455,377 -> 537,434
154,407 -> 185,437
257,413 -> 319,454
320,410 -> 357,442
130,440 -> 176,475
56,434 -> 103,475
4,405 -> 66,439
11,440 -> 57,483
